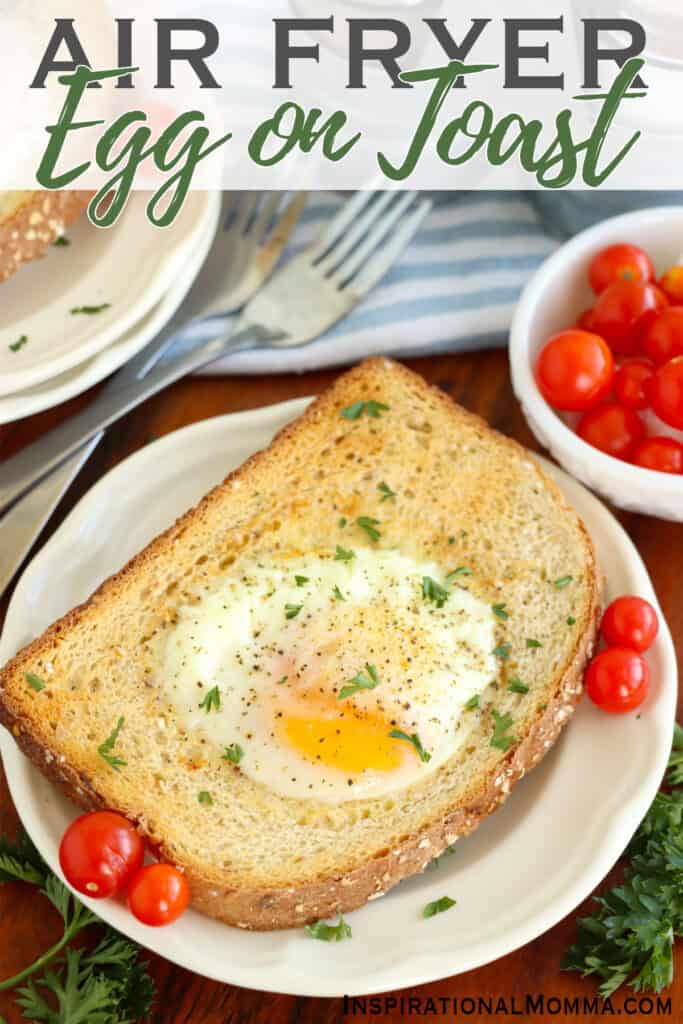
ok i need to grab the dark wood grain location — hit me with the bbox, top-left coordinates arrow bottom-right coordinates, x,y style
0,352 -> 681,1023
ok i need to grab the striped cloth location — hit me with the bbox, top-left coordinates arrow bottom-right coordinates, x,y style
186,192 -> 559,375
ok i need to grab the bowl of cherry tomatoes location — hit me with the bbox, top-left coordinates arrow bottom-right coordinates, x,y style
510,206 -> 683,518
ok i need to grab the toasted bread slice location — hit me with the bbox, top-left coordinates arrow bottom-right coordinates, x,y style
0,359 -> 599,929
0,191 -> 91,283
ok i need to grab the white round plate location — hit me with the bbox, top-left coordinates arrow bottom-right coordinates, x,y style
0,401 -> 676,998
0,191 -> 218,395
0,197 -> 220,425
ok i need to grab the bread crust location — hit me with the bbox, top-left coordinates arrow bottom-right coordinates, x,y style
0,358 -> 601,929
0,191 -> 92,283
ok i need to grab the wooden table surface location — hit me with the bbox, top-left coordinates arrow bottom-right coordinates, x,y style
0,351 -> 680,1023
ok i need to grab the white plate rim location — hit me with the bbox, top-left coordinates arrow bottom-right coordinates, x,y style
0,192 -> 217,395
0,400 -> 677,998
0,195 -> 221,425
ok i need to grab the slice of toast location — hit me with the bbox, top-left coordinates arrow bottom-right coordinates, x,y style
0,191 -> 91,283
0,359 -> 599,929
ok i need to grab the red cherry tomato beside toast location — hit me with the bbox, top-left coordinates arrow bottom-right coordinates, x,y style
59,811 -> 144,898
585,647 -> 650,713
601,596 -> 659,652
127,863 -> 190,926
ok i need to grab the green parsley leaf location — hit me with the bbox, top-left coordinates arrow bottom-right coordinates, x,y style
97,716 -> 126,771
492,643 -> 512,660
567,615 -> 576,626
447,536 -> 456,545
389,729 -> 431,763
491,709 -> 516,751
423,896 -> 456,919
199,685 -> 221,712
198,791 -> 213,806
53,235 -> 70,247
338,664 -> 381,701
24,672 -> 45,692
285,603 -> 303,620
305,914 -> 352,941
378,482 -> 396,502
9,335 -> 28,353
422,576 -> 449,608
340,399 -> 389,421
0,832 -> 46,887
554,575 -> 574,589
295,575 -> 309,587
70,303 -> 111,315
492,603 -> 509,620
507,677 -> 529,695
428,845 -> 457,869
357,516 -> 381,542
332,585 -> 345,601
338,516 -> 347,528
447,566 -> 472,579
464,694 -> 480,710
526,638 -> 542,649
222,743 -> 244,765
277,675 -> 288,686
335,544 -> 355,562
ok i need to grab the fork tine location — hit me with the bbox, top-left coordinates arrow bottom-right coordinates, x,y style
309,191 -> 377,259
249,192 -> 283,243
221,192 -> 240,230
330,191 -> 418,286
317,192 -> 395,274
344,198 -> 432,296
248,191 -> 309,282
233,192 -> 260,235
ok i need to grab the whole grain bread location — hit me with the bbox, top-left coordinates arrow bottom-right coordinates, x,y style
0,191 -> 91,283
0,358 -> 600,929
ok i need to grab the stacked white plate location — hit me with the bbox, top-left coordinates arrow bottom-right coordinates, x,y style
0,191 -> 221,424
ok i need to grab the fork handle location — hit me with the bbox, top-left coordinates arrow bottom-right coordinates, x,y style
0,324 -> 273,513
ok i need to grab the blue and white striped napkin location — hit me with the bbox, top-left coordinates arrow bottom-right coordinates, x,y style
181,192 -> 558,375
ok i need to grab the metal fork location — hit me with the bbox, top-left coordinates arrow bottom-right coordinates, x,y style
0,191 -> 308,595
0,190 -> 431,520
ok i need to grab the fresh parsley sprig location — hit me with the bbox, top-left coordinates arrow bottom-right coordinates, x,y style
422,576 -> 449,609
305,914 -> 352,941
338,664 -> 381,701
97,717 -> 126,771
389,729 -> 431,763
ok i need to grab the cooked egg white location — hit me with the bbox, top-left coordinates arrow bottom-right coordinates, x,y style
161,549 -> 497,802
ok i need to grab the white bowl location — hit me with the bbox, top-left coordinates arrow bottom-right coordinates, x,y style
510,206 -> 683,520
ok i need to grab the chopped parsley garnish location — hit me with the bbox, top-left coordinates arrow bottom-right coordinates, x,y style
526,638 -> 542,649
9,334 -> 28,353
222,743 -> 244,765
338,664 -> 381,701
332,585 -> 345,601
554,575 -> 574,589
567,615 -> 576,626
448,536 -> 456,545
389,729 -> 431,763
447,566 -> 472,579
492,643 -> 512,660
285,603 -> 303,620
198,791 -> 213,806
338,516 -> 347,528
507,678 -> 529,695
277,675 -> 288,685
53,235 -> 70,246
335,544 -> 355,562
423,896 -> 456,919
305,914 -> 352,941
340,399 -> 389,420
492,603 -> 509,620
97,716 -> 126,771
24,672 -> 45,692
70,303 -> 111,315
295,575 -> 309,587
422,576 -> 449,609
199,686 -> 221,712
464,694 -> 480,710
491,709 -> 516,752
357,516 -> 381,542
378,482 -> 396,502
429,845 -> 457,869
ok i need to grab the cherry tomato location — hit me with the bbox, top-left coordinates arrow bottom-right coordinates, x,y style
601,596 -> 659,652
535,330 -> 614,411
59,811 -> 144,898
588,244 -> 655,295
613,358 -> 654,410
643,307 -> 683,365
649,356 -> 683,429
585,647 -> 649,713
127,863 -> 189,926
577,403 -> 645,460
576,307 -> 596,332
659,265 -> 683,304
632,436 -> 683,474
591,281 -> 668,356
